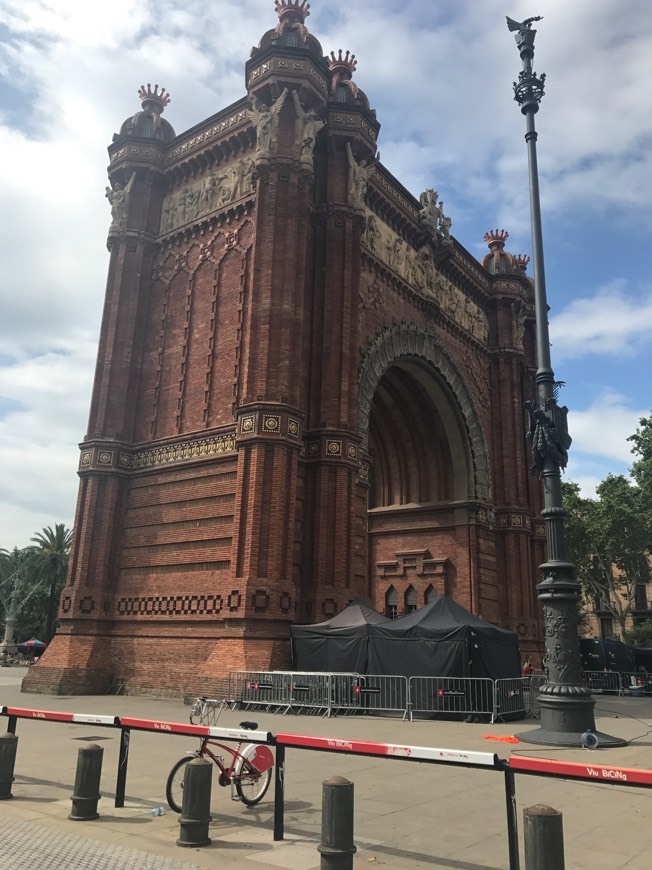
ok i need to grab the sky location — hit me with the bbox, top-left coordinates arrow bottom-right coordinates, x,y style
1,0 -> 651,549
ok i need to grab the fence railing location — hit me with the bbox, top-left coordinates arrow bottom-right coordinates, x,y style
583,669 -> 623,694
493,677 -> 529,722
227,669 -> 652,719
619,672 -> 652,696
6,700 -> 652,870
410,676 -> 495,721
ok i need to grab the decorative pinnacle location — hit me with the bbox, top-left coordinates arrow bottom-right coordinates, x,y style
138,83 -> 171,113
275,0 -> 310,22
329,49 -> 357,78
513,69 -> 546,111
514,254 -> 531,272
506,15 -> 543,33
484,229 -> 509,250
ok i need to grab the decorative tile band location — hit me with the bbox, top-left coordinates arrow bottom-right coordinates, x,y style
79,433 -> 236,473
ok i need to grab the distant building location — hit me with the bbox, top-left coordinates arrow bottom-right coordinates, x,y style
583,565 -> 652,639
26,1 -> 546,697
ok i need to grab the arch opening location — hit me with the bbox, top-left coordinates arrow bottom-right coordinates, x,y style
359,327 -> 489,618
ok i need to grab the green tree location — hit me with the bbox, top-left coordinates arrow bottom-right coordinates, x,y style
25,524 -> 72,643
629,414 -> 652,526
624,621 -> 652,648
562,476 -> 650,637
1,546 -> 41,644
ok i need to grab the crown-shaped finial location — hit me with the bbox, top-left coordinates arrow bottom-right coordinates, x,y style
484,229 -> 509,250
275,0 -> 310,21
329,49 -> 357,78
514,254 -> 530,272
138,83 -> 171,113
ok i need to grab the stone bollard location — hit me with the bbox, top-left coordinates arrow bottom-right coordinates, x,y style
524,804 -> 565,869
69,743 -> 104,821
318,776 -> 357,870
0,733 -> 19,799
177,757 -> 212,848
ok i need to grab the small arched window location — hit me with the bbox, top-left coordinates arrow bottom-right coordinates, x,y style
336,85 -> 350,104
425,585 -> 438,604
283,31 -> 299,48
405,585 -> 418,613
385,586 -> 398,619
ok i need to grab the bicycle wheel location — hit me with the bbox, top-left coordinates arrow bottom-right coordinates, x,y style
235,760 -> 272,806
166,756 -> 192,813
234,744 -> 273,806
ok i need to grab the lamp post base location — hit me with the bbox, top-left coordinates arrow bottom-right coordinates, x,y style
518,692 -> 626,747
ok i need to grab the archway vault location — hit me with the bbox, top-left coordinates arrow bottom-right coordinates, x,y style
358,322 -> 491,503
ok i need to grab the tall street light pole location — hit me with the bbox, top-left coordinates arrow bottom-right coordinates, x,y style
507,15 -> 624,746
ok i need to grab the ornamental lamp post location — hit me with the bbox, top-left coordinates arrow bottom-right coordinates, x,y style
507,15 -> 623,746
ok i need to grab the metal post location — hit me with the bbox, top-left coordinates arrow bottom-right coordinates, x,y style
114,726 -> 130,808
69,743 -> 103,820
317,776 -> 357,870
523,804 -> 565,869
506,14 -> 623,747
0,733 -> 18,799
273,744 -> 285,841
177,757 -> 212,848
503,765 -> 520,870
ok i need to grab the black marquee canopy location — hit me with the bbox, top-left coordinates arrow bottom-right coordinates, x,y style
291,596 -> 520,680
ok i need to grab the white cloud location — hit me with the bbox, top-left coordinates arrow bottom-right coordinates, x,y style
0,345 -> 96,548
1,0 -> 651,549
567,390 -> 646,464
549,281 -> 652,361
562,473 -> 603,500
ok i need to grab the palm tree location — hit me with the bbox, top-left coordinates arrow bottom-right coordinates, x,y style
27,524 -> 72,643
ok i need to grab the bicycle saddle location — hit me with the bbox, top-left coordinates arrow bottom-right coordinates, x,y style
240,720 -> 258,730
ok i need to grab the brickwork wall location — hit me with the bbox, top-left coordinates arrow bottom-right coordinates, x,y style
25,19 -> 546,696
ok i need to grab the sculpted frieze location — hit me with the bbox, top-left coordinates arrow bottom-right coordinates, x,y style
160,156 -> 255,234
362,210 -> 488,342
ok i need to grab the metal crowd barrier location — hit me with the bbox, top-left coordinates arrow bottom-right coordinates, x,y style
409,676 -> 494,722
350,675 -> 409,719
493,677 -> 529,722
230,671 -> 361,715
620,672 -> 652,696
288,672 -> 333,715
230,671 -> 292,712
227,668 -> 646,721
526,674 -> 546,719
330,673 -> 364,715
583,669 -> 622,695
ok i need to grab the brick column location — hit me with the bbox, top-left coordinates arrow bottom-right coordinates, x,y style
24,159 -> 167,694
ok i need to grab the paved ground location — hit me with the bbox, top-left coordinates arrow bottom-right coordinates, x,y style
2,666 -> 652,868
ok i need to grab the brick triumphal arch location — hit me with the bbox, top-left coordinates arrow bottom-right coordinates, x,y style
26,1 -> 545,697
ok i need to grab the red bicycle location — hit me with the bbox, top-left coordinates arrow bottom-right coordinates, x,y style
165,697 -> 274,813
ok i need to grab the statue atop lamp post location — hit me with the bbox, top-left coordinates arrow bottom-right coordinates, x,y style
507,15 -> 624,746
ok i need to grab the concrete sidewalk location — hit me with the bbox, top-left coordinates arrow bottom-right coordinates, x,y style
2,666 -> 652,868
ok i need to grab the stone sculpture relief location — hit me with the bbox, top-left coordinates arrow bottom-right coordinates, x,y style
292,90 -> 325,166
512,302 -> 526,349
419,188 -> 452,245
362,209 -> 488,342
160,156 -> 256,234
105,171 -> 136,232
346,142 -> 378,209
247,88 -> 289,159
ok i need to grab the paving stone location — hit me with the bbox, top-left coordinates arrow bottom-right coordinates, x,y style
0,818 -> 201,870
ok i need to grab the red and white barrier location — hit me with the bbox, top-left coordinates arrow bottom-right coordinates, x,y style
2,706 -> 119,725
276,732 -> 498,767
510,755 -> 652,787
118,715 -> 272,742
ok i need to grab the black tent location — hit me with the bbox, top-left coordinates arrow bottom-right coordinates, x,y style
367,596 -> 521,680
291,599 -> 388,673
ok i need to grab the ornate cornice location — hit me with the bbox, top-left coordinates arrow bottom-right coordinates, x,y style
78,433 -> 237,474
